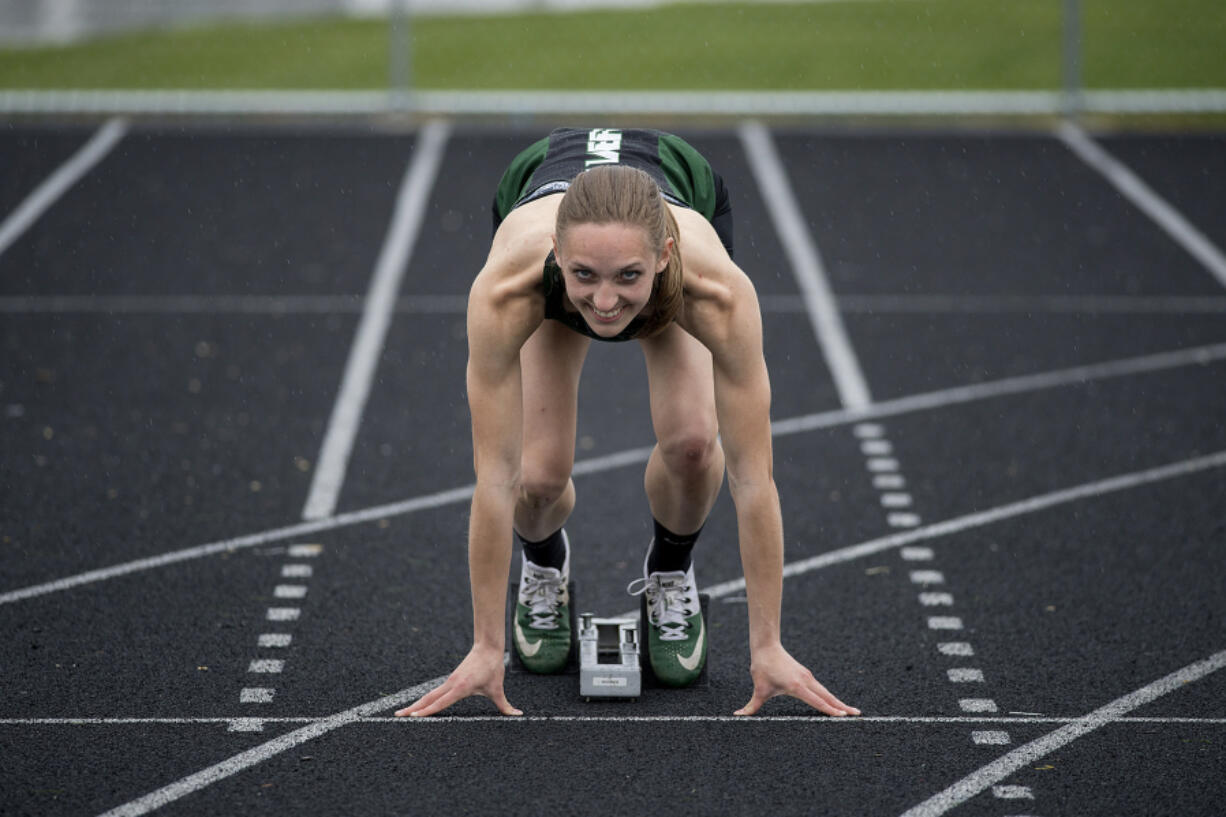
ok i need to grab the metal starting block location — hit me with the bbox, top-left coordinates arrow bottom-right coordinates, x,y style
578,613 -> 641,700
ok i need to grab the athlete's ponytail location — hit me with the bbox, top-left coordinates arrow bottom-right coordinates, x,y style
556,165 -> 683,338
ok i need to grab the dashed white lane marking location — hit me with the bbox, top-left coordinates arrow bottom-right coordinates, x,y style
740,120 -> 872,410
302,120 -> 452,521
888,512 -> 923,528
910,571 -> 945,585
1056,121 -> 1226,289
939,642 -> 975,656
919,592 -> 954,606
874,474 -> 906,489
901,547 -> 934,561
5,348 -> 1225,607
854,423 -> 885,439
240,689 -> 275,704
901,649 -> 1226,817
861,439 -> 894,456
994,785 -> 1035,800
241,545 -> 322,704
0,118 -> 128,258
948,668 -> 986,683
226,719 -> 264,733
258,634 -> 292,648
867,457 -> 900,472
960,699 -> 999,713
880,492 -> 912,508
928,617 -> 964,630
972,731 -> 1012,745
247,660 -> 284,674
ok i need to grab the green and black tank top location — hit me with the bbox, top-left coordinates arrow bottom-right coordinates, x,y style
491,128 -> 723,343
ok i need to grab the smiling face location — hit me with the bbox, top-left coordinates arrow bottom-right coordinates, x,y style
552,221 -> 671,338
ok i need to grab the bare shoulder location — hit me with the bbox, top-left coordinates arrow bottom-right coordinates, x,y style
671,205 -> 760,353
469,198 -> 556,356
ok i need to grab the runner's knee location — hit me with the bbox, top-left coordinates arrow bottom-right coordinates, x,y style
518,460 -> 572,510
657,431 -> 721,483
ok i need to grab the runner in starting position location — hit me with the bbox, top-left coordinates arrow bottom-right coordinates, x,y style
396,127 -> 859,718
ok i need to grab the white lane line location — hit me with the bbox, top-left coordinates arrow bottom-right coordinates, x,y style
302,120 -> 451,521
901,547 -> 935,561
770,340 -> 1226,438
928,617 -> 964,631
265,608 -> 300,622
911,571 -> 946,585
94,677 -> 447,817
874,474 -> 907,490
822,293 -> 1226,315
867,457 -> 900,472
901,649 -> 1226,817
881,493 -> 913,508
0,118 -> 128,258
0,294 -> 468,314
739,120 -> 872,410
287,544 -> 323,558
888,512 -> 923,528
1056,121 -> 1226,289
257,634 -> 292,648
726,448 -> 1226,599
9,292 -> 1226,315
273,585 -> 307,599
280,565 -> 313,578
919,592 -> 954,606
4,342 -> 1225,607
5,715 -> 1223,727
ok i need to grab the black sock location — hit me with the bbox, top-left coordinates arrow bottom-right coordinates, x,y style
648,519 -> 703,573
517,528 -> 567,570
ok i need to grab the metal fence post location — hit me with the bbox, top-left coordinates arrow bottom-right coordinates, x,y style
1063,0 -> 1083,119
389,0 -> 412,112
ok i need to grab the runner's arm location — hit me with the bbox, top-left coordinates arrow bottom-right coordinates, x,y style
397,267 -> 535,717
699,266 -> 859,717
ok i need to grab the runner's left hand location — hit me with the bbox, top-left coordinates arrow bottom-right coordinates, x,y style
734,642 -> 860,717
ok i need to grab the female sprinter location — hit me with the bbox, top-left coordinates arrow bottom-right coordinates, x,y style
396,128 -> 859,718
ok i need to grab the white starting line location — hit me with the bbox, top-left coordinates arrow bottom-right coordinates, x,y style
2,715 -> 1223,727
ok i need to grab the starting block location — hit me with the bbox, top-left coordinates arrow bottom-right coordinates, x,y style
578,614 -> 641,700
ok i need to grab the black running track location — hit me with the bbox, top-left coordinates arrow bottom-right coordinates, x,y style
2,120 -> 1224,817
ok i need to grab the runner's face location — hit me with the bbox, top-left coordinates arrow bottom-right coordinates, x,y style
554,222 -> 669,338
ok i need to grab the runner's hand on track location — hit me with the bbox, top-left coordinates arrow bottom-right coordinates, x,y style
395,644 -> 522,718
734,642 -> 860,717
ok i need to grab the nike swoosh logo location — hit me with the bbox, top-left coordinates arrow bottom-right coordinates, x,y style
678,616 -> 705,671
515,618 -> 543,657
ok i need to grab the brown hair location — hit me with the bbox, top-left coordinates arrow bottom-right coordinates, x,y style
555,165 -> 683,338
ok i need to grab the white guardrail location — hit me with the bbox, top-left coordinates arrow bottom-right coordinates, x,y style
2,89 -> 1225,117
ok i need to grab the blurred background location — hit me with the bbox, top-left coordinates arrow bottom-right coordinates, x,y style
0,0 -> 1223,118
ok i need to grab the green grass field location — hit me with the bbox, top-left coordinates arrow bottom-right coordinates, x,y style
0,0 -> 1222,91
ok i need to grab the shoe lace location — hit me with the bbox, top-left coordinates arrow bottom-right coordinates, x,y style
522,569 -> 565,630
627,571 -> 693,642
